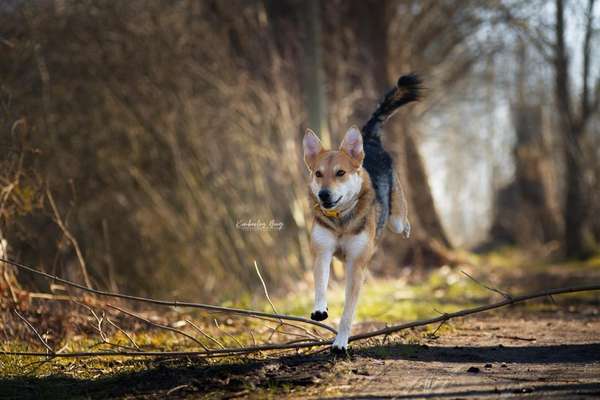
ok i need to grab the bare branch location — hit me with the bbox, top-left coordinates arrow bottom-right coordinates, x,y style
105,317 -> 140,350
74,300 -> 141,351
241,314 -> 322,341
461,270 -> 512,300
0,257 -> 337,334
348,283 -> 600,343
46,189 -> 92,288
254,260 -> 280,316
185,319 -> 225,349
73,300 -> 106,339
426,320 -> 447,339
13,309 -> 53,354
214,319 -> 244,349
107,304 -> 210,351
5,283 -> 600,359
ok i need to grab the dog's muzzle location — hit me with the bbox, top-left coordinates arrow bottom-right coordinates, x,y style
318,190 -> 341,209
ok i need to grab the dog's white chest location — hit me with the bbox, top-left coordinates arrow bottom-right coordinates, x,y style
338,232 -> 369,261
311,224 -> 370,262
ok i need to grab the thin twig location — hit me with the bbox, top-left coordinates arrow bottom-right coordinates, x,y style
185,319 -> 225,349
254,260 -> 280,316
107,304 -> 210,352
46,189 -> 92,288
249,330 -> 258,347
0,257 -> 336,334
28,293 -> 72,301
496,334 -> 536,342
73,300 -> 107,341
74,301 -> 141,351
427,320 -> 447,339
254,260 -> 285,342
461,270 -> 512,300
250,314 -> 322,340
283,337 -> 319,345
265,325 -> 316,341
2,269 -> 18,304
214,319 -> 244,348
13,309 -> 53,354
105,317 -> 141,350
89,338 -> 140,352
6,283 -> 600,358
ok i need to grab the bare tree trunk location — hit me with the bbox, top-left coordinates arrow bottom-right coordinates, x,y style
350,0 -> 389,94
301,0 -> 331,147
554,0 -> 595,258
403,126 -> 451,247
563,139 -> 590,257
489,42 -> 561,246
347,0 -> 452,262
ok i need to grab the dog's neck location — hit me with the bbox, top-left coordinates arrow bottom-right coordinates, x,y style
314,197 -> 359,219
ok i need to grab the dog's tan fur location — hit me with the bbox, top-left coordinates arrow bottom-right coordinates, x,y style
303,127 -> 409,352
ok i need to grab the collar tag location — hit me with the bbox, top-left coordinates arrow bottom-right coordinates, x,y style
323,209 -> 340,218
314,203 -> 340,218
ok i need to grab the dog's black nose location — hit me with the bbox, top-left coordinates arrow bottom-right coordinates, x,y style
318,190 -> 331,203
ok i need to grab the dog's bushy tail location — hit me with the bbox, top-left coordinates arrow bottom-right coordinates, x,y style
362,74 -> 422,141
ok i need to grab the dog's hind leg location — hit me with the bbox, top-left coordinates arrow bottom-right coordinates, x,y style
310,224 -> 335,321
388,171 -> 411,238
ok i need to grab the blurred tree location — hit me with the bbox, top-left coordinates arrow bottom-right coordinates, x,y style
489,40 -> 561,246
383,0 -> 504,261
301,0 -> 331,148
552,0 -> 598,257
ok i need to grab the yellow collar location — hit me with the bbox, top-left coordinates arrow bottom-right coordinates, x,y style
314,203 -> 340,218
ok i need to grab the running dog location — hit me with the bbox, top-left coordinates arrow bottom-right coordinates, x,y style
302,75 -> 420,354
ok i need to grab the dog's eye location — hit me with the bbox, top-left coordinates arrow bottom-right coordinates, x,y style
336,170 -> 345,177
315,171 -> 323,178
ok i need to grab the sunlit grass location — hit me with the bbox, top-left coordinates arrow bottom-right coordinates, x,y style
273,247 -> 600,324
276,265 -> 491,324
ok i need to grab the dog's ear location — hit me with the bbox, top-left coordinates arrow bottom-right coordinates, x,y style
303,128 -> 323,171
340,126 -> 364,167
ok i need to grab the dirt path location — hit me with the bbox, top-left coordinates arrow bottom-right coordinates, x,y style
3,310 -> 598,399
296,313 -> 600,399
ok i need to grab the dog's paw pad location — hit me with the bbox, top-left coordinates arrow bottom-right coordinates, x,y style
331,345 -> 349,357
310,310 -> 328,321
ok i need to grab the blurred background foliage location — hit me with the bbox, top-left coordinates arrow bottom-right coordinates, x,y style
1,0 -> 599,302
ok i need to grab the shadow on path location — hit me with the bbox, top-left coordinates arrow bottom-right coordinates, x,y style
356,342 -> 600,364
325,382 -> 600,399
1,343 -> 599,399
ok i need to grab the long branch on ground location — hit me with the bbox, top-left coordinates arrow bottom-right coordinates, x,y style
2,257 -> 599,360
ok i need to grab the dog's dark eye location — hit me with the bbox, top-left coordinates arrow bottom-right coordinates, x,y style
315,171 -> 323,178
336,170 -> 345,177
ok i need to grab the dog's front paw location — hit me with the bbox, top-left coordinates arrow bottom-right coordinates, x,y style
331,333 -> 349,356
310,309 -> 328,321
330,344 -> 349,357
